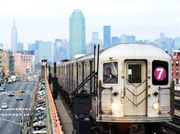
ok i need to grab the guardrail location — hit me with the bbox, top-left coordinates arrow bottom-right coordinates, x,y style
45,69 -> 64,134
162,121 -> 180,133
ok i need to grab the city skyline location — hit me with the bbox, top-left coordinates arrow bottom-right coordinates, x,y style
0,0 -> 179,50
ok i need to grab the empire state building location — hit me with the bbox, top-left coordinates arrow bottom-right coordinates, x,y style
11,19 -> 18,52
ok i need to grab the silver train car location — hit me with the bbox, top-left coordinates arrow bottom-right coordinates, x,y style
52,44 -> 173,133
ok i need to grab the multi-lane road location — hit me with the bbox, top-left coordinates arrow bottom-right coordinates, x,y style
0,81 -> 36,134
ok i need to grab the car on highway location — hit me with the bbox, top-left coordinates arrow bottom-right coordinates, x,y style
16,76 -> 20,81
8,92 -> 14,97
16,95 -> 23,101
20,89 -> 25,93
37,92 -> 45,96
40,80 -> 45,84
36,106 -> 46,111
33,117 -> 45,123
32,81 -> 47,132
0,86 -> 5,92
1,103 -> 8,109
33,127 -> 47,134
37,96 -> 45,100
11,75 -> 17,82
28,76 -> 33,82
35,115 -> 46,120
35,115 -> 45,120
33,122 -> 46,130
37,104 -> 46,108
38,100 -> 45,104
8,78 -> 13,84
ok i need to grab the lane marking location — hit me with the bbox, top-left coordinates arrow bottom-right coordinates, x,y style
0,108 -> 32,111
0,113 -> 31,117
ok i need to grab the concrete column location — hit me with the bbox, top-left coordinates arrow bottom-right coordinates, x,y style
40,60 -> 47,79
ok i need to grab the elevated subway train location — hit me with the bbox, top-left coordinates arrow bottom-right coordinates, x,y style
51,44 -> 173,133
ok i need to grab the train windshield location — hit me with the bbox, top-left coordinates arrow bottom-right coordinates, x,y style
103,62 -> 118,84
128,64 -> 141,83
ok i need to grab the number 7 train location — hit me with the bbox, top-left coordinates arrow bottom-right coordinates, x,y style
50,44 -> 174,134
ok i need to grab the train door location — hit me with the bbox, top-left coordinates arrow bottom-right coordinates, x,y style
124,60 -> 147,116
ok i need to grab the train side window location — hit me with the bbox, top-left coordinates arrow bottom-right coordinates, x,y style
152,60 -> 168,85
128,64 -> 141,83
176,79 -> 179,84
176,69 -> 179,76
176,61 -> 179,66
103,62 -> 118,84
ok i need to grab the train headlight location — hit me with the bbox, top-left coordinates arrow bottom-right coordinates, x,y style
111,103 -> 119,110
153,91 -> 159,97
152,103 -> 159,110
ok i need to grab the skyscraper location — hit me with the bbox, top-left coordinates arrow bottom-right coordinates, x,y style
157,32 -> 165,49
39,41 -> 53,62
121,34 -> 127,43
112,36 -> 120,45
91,32 -> 102,45
103,26 -> 111,48
87,32 -> 102,54
11,19 -> 18,52
175,37 -> 180,48
127,36 -> 136,43
69,10 -> 86,58
91,32 -> 99,42
28,41 -> 40,51
17,42 -> 24,52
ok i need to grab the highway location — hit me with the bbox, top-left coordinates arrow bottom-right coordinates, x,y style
0,81 -> 36,134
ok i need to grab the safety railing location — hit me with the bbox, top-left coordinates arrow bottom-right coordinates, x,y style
45,69 -> 64,134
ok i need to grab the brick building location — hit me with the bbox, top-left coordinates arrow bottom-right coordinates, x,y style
171,49 -> 180,90
14,53 -> 35,75
0,50 -> 14,74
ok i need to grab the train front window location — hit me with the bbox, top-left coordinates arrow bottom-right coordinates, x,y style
128,64 -> 141,83
103,62 -> 118,84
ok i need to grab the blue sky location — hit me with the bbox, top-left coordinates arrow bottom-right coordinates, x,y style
0,0 -> 180,49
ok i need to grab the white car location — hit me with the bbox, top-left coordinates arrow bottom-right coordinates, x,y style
8,79 -> 13,84
33,128 -> 47,134
1,103 -> 8,109
36,106 -> 46,111
16,95 -> 23,101
37,91 -> 45,96
11,75 -> 16,82
0,86 -> 5,91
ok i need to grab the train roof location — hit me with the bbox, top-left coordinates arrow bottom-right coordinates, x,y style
100,43 -> 171,60
57,44 -> 171,66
